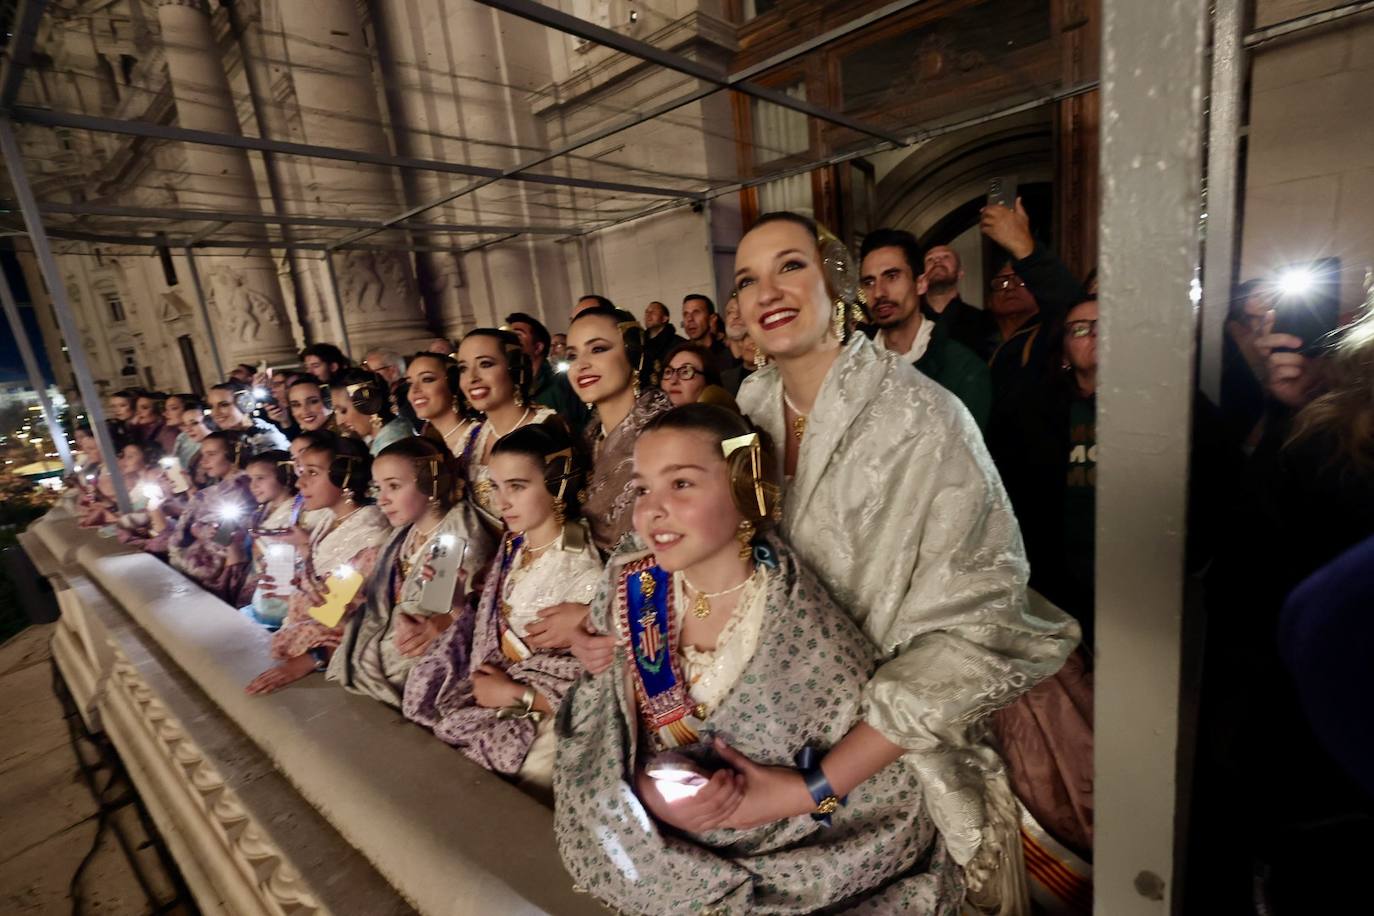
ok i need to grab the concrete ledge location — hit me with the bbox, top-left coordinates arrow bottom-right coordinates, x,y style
26,515 -> 603,916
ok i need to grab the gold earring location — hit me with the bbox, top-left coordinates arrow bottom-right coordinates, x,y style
514,387 -> 525,408
632,376 -> 641,399
753,349 -> 766,369
552,495 -> 566,527
737,519 -> 755,560
832,299 -> 846,339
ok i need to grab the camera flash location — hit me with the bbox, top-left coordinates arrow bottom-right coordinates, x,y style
160,457 -> 176,468
1277,267 -> 1316,297
438,533 -> 456,548
334,564 -> 356,579
253,387 -> 270,400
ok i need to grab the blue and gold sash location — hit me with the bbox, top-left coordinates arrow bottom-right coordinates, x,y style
491,532 -> 533,663
619,555 -> 702,749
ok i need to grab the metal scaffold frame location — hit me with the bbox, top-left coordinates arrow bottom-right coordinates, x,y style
2,1 -> 1370,911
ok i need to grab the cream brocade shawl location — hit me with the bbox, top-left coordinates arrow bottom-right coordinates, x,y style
737,334 -> 1079,867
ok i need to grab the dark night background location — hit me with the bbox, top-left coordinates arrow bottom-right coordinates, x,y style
0,245 -> 53,386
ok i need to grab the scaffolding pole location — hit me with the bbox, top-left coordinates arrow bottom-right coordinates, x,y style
182,247 -> 226,383
0,118 -> 130,512
0,263 -> 74,474
321,252 -> 353,359
1200,0 -> 1247,403
1095,0 -> 1208,913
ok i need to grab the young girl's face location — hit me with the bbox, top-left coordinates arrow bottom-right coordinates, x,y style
246,461 -> 287,505
372,454 -> 431,528
490,452 -> 554,535
109,396 -> 134,421
289,381 -> 331,431
74,430 -> 99,462
632,428 -> 744,573
405,355 -> 456,422
181,411 -> 209,442
565,314 -> 634,407
457,334 -> 516,416
135,397 -> 159,423
164,397 -> 186,426
296,448 -> 342,511
117,444 -> 147,478
331,389 -> 371,437
199,438 -> 233,479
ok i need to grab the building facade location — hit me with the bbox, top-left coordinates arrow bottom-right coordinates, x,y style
12,0 -> 1103,404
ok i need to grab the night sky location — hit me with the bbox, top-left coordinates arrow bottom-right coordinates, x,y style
0,246 -> 54,386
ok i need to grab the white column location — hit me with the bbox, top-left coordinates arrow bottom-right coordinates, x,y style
155,0 -> 296,366
277,0 -> 429,352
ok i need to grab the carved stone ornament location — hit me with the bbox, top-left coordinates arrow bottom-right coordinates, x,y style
106,648 -> 325,915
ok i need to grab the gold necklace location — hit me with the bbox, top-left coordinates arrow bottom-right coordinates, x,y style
680,569 -> 753,619
782,390 -> 808,441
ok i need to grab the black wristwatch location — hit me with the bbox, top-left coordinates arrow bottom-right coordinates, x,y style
795,746 -> 846,827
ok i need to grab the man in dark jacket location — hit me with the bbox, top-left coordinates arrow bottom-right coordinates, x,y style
921,244 -> 1001,361
858,228 -> 992,432
640,301 -> 682,391
505,311 -> 586,427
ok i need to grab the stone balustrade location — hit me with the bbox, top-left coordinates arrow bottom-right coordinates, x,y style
22,512 -> 607,916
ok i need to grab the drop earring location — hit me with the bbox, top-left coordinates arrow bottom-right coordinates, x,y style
552,496 -> 566,527
736,519 -> 755,560
832,299 -> 846,339
753,349 -> 766,370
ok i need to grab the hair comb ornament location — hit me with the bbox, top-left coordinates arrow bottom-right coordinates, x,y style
346,381 -> 385,416
721,432 -> 769,518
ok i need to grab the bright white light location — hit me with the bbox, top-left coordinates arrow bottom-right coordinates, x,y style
1278,267 -> 1316,297
655,779 -> 704,803
438,533 -> 456,548
217,503 -> 243,521
267,544 -> 293,558
333,564 -> 356,578
140,483 -> 163,501
555,360 -> 570,374
159,457 -> 176,468
252,387 -> 270,400
85,473 -> 96,481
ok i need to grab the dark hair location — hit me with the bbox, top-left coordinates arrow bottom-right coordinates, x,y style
245,448 -> 295,489
116,435 -> 164,468
111,388 -> 139,404
458,328 -> 533,414
1229,278 -> 1264,322
491,418 -> 588,521
169,393 -> 203,412
661,341 -> 722,387
288,374 -> 334,413
641,404 -> 779,529
300,343 -> 349,374
233,362 -> 257,375
297,429 -> 373,503
568,305 -> 645,378
403,352 -> 463,421
210,379 -> 256,415
682,293 -> 716,315
859,228 -> 923,276
376,435 -> 461,511
505,312 -> 552,357
75,423 -> 94,437
578,294 -> 615,310
330,368 -> 396,425
203,429 -> 249,469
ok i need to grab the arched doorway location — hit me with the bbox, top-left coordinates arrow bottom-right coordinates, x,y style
870,108 -> 1054,308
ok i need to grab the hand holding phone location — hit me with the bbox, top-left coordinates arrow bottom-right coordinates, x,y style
307,564 -> 365,627
418,534 -> 466,615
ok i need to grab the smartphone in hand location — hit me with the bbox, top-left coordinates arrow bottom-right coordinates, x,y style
418,534 -> 467,615
987,175 -> 1018,210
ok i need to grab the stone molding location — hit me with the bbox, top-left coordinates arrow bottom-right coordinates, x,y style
156,0 -> 211,13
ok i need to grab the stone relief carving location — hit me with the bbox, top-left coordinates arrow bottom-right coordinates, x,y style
339,250 -> 383,314
209,264 -> 285,345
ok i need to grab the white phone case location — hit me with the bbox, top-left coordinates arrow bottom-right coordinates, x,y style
264,544 -> 296,596
418,535 -> 466,615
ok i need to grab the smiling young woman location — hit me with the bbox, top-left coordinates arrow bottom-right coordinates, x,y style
724,212 -> 1081,910
404,352 -> 467,458
451,329 -> 555,531
564,305 -> 673,553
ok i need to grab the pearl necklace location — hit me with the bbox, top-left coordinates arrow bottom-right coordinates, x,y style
782,390 -> 808,442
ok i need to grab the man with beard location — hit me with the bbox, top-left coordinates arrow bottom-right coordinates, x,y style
921,244 -> 1001,360
859,229 -> 991,432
